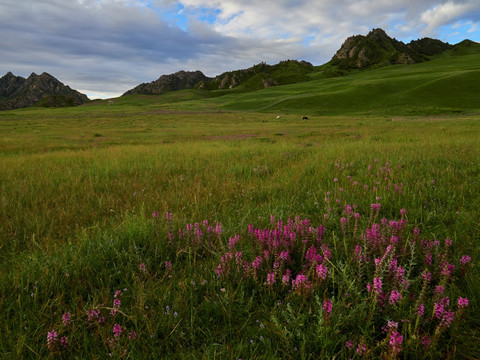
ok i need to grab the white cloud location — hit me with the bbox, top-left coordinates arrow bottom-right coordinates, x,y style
420,1 -> 477,36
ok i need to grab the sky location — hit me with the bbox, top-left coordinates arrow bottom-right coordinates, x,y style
1,0 -> 479,99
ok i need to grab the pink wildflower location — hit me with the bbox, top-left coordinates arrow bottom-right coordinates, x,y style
316,264 -> 328,280
434,302 -> 444,319
434,285 -> 445,297
389,331 -> 403,353
62,312 -> 71,327
356,343 -> 366,355
444,238 -> 452,247
323,298 -> 333,315
235,252 -> 243,266
60,336 -> 68,349
87,309 -> 100,322
47,330 -> 57,351
251,256 -> 263,271
441,262 -> 455,277
370,203 -> 381,211
139,263 -> 146,272
267,272 -> 275,286
389,290 -> 401,306
439,311 -> 455,328
292,274 -> 312,295
416,303 -> 424,317
129,330 -> 137,340
422,335 -> 431,348
346,340 -> 354,349
113,323 -> 122,338
228,234 -> 239,250
458,297 -> 469,308
373,277 -> 382,293
322,245 -> 332,260
354,244 -> 362,259
460,255 -> 471,265
421,271 -> 431,282
279,251 -> 290,262
282,269 -> 292,286
113,298 -> 121,309
387,320 -> 398,330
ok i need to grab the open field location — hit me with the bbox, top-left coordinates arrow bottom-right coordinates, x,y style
1,56 -> 480,358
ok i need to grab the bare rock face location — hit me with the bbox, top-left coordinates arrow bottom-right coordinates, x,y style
219,75 -> 230,89
0,72 -> 89,110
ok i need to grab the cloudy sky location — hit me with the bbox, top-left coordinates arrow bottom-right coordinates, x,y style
1,0 -> 479,98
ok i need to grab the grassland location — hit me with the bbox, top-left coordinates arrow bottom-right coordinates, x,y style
1,55 -> 480,359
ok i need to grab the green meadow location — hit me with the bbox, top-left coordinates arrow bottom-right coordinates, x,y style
1,54 -> 480,358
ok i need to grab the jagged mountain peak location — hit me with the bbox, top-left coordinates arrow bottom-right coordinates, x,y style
367,28 -> 389,39
123,70 -> 209,96
0,72 -> 89,111
329,28 -> 449,70
123,59 -> 314,96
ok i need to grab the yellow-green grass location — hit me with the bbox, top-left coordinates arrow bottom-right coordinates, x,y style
1,109 -> 479,250
1,80 -> 480,358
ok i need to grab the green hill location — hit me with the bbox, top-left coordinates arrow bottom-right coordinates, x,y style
116,51 -> 480,116
118,28 -> 480,116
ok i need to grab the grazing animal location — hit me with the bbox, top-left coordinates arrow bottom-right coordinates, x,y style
302,116 -> 309,120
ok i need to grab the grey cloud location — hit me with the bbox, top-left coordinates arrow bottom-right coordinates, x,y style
1,0 -> 479,97
0,0 -> 235,96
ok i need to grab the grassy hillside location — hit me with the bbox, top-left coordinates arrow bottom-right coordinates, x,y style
108,53 -> 480,116
212,54 -> 480,115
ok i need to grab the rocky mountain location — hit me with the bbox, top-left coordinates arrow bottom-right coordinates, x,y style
123,70 -> 210,96
329,28 -> 453,70
0,72 -> 89,111
122,60 -> 314,96
122,28 -> 477,97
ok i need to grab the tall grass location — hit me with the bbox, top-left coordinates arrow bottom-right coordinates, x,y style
0,103 -> 479,358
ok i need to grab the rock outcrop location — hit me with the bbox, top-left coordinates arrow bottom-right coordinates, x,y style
330,28 -> 453,70
123,70 -> 210,96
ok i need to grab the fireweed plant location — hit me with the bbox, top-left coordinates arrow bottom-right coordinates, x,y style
8,160 -> 475,358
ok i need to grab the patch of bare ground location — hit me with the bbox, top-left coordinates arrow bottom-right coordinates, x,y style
147,110 -> 226,115
207,134 -> 257,140
392,113 -> 480,122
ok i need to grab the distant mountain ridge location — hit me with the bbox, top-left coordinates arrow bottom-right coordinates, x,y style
124,28 -> 479,97
0,72 -> 89,111
123,70 -> 209,96
122,60 -> 314,96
